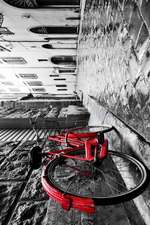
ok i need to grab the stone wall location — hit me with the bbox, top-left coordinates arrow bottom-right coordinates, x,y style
77,1 -> 150,223
82,95 -> 150,225
77,0 -> 150,141
0,101 -> 89,128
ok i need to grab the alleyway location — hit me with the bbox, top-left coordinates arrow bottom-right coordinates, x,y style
0,0 -> 150,225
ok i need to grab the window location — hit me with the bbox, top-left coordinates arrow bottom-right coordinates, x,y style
42,44 -> 53,49
19,74 -> 38,79
3,0 -> 80,8
30,26 -> 78,34
54,78 -> 66,81
51,55 -> 76,66
49,75 -> 59,77
42,43 -> 76,50
56,84 -> 67,87
38,59 -> 48,62
59,69 -> 75,73
3,0 -> 38,8
57,89 -> 67,91
51,55 -> 76,67
32,88 -> 46,92
27,81 -> 43,86
66,17 -> 80,20
2,57 -> 27,64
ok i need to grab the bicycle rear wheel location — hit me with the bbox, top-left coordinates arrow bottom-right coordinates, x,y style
45,150 -> 149,205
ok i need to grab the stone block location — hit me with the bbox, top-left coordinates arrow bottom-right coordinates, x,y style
9,201 -> 48,225
0,181 -> 23,225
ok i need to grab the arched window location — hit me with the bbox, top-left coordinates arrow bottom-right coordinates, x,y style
51,55 -> 76,67
42,43 -> 76,49
3,0 -> 80,8
30,26 -> 78,34
3,0 -> 38,8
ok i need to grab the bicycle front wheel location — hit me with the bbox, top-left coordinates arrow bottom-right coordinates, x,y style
45,150 -> 149,205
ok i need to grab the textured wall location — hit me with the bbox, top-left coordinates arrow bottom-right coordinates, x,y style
77,1 -> 150,222
82,94 -> 150,224
77,0 -> 150,141
0,102 -> 89,128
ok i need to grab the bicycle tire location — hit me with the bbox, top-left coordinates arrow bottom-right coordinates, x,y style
63,125 -> 114,136
44,150 -> 149,205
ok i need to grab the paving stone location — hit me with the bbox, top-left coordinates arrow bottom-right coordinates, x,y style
0,181 -> 23,225
96,204 -> 131,225
0,141 -> 18,156
46,200 -> 82,225
0,141 -> 39,180
17,141 -> 36,152
9,201 -> 48,225
0,159 -> 29,180
21,169 -> 48,201
0,145 -> 31,180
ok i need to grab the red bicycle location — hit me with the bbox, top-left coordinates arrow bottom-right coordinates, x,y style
30,125 -> 149,214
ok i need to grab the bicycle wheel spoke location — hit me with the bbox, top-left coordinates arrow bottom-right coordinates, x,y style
103,167 -> 136,180
64,176 -> 79,193
93,167 -> 128,193
104,173 -> 127,190
104,178 -> 122,194
46,150 -> 148,204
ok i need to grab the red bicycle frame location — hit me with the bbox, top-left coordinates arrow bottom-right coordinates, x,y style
47,131 -> 108,161
42,129 -> 109,214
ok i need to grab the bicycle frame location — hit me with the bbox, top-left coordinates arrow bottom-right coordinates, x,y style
30,125 -> 147,214
42,128 -> 110,213
47,131 -> 108,161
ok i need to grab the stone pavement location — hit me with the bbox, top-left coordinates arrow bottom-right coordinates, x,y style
0,133 -> 146,225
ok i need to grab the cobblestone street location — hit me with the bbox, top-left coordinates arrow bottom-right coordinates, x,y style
0,129 -> 147,225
